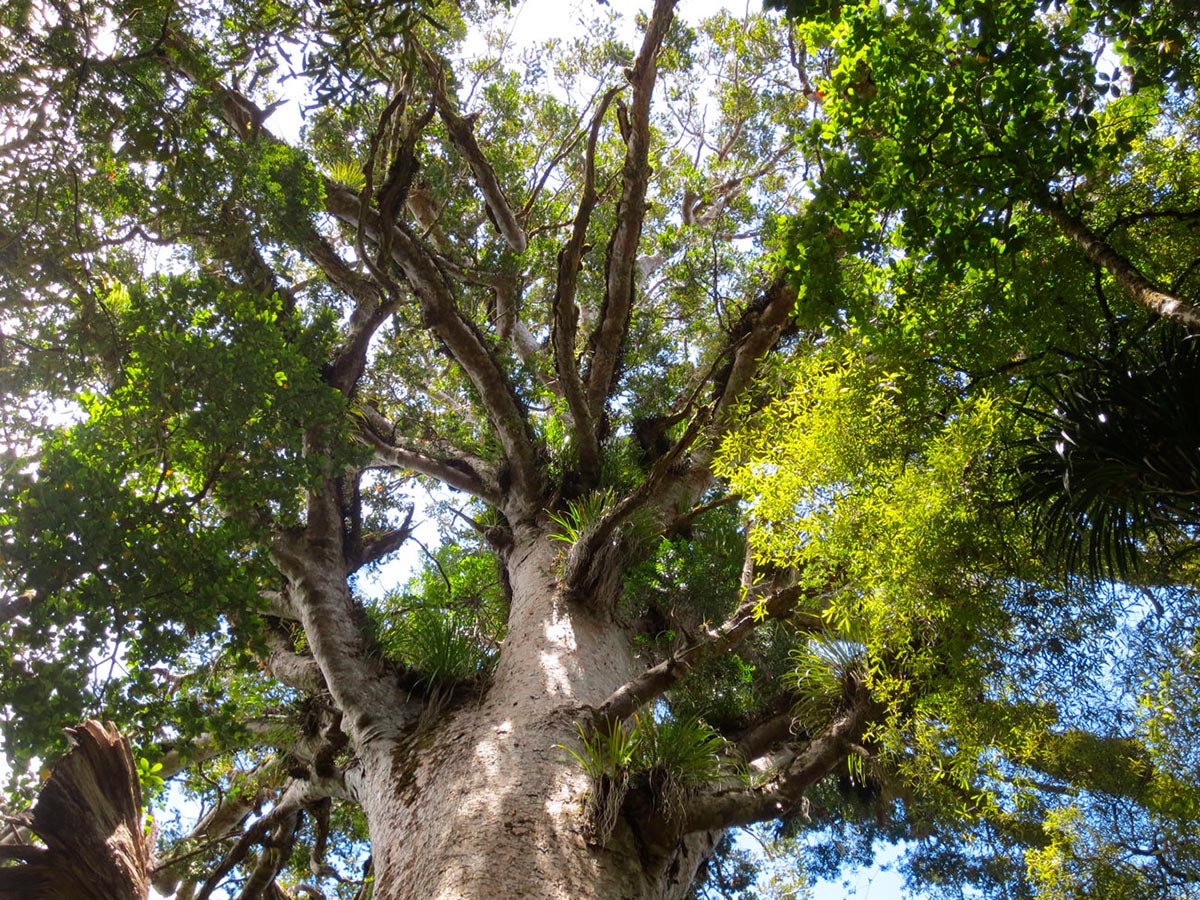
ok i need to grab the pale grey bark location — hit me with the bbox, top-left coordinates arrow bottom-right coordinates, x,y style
145,30 -> 866,900
1040,192 -> 1200,330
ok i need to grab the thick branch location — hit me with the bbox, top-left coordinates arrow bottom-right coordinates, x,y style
680,690 -> 879,834
562,403 -> 713,601
1040,192 -> 1200,330
709,275 -> 800,432
298,227 -> 385,311
326,287 -> 400,397
418,46 -> 526,253
233,805 -> 299,900
596,585 -> 822,723
732,708 -> 800,763
158,719 -> 291,779
357,405 -> 501,503
347,508 -> 416,573
584,0 -> 678,421
269,523 -> 407,747
628,275 -> 800,530
263,631 -> 327,695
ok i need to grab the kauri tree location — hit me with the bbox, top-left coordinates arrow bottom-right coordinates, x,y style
1,0 -> 1199,898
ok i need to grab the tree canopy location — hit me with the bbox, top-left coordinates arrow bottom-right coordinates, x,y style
1,0 -> 1199,898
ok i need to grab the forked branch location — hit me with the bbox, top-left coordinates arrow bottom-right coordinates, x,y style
325,183 -> 542,513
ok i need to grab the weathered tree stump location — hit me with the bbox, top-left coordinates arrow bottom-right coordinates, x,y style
0,721 -> 150,900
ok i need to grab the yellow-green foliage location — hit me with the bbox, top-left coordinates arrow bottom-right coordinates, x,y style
717,344 -> 1013,647
715,339 -> 1037,788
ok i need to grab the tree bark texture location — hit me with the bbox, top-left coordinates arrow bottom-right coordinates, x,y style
0,721 -> 150,900
348,533 -> 718,900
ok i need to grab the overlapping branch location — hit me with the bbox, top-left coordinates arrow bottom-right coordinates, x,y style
635,274 -> 801,524
679,688 -> 880,835
348,511 -> 416,573
553,86 -> 621,483
708,275 -> 801,429
325,183 -> 543,515
357,404 -> 502,504
193,776 -> 345,900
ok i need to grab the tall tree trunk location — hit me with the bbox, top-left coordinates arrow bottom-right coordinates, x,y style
352,532 -> 716,900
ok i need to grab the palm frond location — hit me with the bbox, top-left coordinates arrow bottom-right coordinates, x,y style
1019,325 -> 1200,579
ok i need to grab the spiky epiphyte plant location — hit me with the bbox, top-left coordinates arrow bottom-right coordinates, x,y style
1020,324 -> 1200,578
548,490 -> 616,546
561,719 -> 638,844
380,606 -> 496,688
788,630 -> 868,736
635,715 -> 726,825
562,713 -> 726,842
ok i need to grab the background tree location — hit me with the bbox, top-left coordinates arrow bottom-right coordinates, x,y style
1,1 -> 1199,899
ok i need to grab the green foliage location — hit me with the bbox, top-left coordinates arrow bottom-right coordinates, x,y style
788,629 -> 867,735
562,713 -> 726,841
547,489 -> 615,545
560,718 -> 638,843
376,605 -> 495,686
1020,323 -> 1200,578
136,756 -> 165,798
363,522 -> 507,692
4,0 -> 1200,896
636,714 -> 726,823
